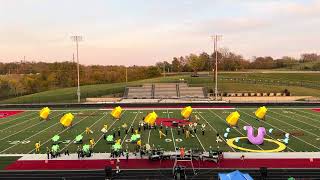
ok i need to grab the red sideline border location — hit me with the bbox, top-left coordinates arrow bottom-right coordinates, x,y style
0,110 -> 24,119
5,158 -> 320,170
312,108 -> 320,112
104,105 -> 234,109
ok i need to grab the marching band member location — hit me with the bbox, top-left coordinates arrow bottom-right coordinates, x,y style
35,141 -> 41,153
159,130 -> 166,139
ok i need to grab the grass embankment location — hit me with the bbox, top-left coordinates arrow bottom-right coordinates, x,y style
1,72 -> 319,104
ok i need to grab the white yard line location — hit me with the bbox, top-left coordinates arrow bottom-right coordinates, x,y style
271,111 -> 320,129
60,112 -> 109,152
294,109 -> 320,118
27,111 -> 98,154
0,113 -> 40,132
0,111 -> 37,126
287,109 -> 320,124
93,121 -> 117,148
208,109 -> 264,151
269,111 -> 320,137
0,112 -> 65,153
0,112 -> 63,141
194,133 -> 206,152
195,109 -> 236,152
121,110 -> 140,146
238,110 -> 295,152
147,130 -> 151,145
93,110 -> 127,147
167,109 -> 176,150
266,113 -> 320,151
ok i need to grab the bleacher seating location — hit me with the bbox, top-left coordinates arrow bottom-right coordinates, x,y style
126,86 -> 152,99
125,83 -> 206,99
179,87 -> 205,98
154,83 -> 178,99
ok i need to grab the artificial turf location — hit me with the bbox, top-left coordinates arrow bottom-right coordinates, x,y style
0,107 -> 320,154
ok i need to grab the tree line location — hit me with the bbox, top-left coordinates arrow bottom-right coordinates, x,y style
156,50 -> 320,72
0,62 -> 160,99
1,51 -> 319,100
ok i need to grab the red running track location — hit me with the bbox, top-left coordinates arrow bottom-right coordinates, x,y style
5,158 -> 320,170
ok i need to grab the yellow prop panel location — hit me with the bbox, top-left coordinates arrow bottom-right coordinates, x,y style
111,106 -> 123,119
144,112 -> 158,126
181,106 -> 192,119
40,107 -> 51,120
255,106 -> 268,119
60,113 -> 74,127
226,111 -> 240,126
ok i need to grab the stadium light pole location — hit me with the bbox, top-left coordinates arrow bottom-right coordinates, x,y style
126,66 -> 128,84
212,35 -> 222,100
163,61 -> 166,78
71,35 -> 83,103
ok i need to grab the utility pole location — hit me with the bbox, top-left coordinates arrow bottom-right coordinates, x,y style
125,66 -> 128,84
163,62 -> 166,78
212,35 -> 222,100
71,35 -> 83,103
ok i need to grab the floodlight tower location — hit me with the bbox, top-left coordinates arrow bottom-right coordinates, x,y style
212,35 -> 222,100
71,35 -> 83,103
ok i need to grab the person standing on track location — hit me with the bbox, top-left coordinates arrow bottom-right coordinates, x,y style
116,158 -> 121,173
46,147 -> 50,159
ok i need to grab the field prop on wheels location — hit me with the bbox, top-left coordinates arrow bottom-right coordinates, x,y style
82,144 -> 92,157
181,106 -> 192,119
39,107 -> 51,120
105,135 -> 114,144
60,113 -> 74,127
255,106 -> 268,120
51,135 -> 60,145
51,144 -> 60,156
112,139 -> 122,156
111,106 -> 123,119
226,111 -> 240,127
75,134 -> 83,144
144,112 -> 158,126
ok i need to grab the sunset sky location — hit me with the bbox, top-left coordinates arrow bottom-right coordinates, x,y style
0,0 -> 319,65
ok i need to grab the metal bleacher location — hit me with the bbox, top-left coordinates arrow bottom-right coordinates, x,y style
154,83 -> 178,99
126,84 -> 152,99
125,83 -> 205,99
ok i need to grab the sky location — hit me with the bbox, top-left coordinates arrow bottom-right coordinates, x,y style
0,0 -> 319,65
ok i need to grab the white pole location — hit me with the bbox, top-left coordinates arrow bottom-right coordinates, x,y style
215,36 -> 218,100
212,35 -> 222,100
71,35 -> 83,103
126,67 -> 128,84
76,39 -> 80,103
163,62 -> 166,78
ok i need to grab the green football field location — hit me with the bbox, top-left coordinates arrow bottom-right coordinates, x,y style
0,107 -> 320,154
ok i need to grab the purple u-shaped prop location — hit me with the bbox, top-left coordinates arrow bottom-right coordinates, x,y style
245,126 -> 266,145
